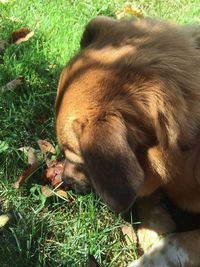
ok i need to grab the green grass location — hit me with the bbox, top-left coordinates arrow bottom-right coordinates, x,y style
0,0 -> 200,266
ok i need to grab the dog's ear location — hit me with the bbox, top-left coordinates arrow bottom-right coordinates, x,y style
80,16 -> 117,48
77,113 -> 144,214
153,97 -> 192,150
154,111 -> 170,150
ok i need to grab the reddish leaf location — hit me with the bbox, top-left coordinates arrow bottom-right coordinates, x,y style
14,163 -> 38,189
11,28 -> 34,44
15,147 -> 38,188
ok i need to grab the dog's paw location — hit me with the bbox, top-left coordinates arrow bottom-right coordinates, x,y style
127,234 -> 190,267
137,228 -> 161,253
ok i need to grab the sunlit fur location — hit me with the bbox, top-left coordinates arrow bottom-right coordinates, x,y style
56,16 -> 200,266
56,16 -> 200,212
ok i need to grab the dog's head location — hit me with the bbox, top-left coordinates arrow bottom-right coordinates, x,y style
56,16 -> 197,213
56,78 -> 145,213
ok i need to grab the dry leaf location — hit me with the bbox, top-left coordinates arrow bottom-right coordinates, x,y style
14,163 -> 38,189
1,76 -> 24,92
124,4 -> 143,17
0,214 -> 10,228
41,185 -> 53,197
37,139 -> 56,154
56,189 -> 67,198
116,4 -> 143,19
121,223 -> 137,246
0,40 -> 7,53
41,186 -> 67,199
11,28 -> 34,44
88,255 -> 101,267
18,147 -> 37,165
15,147 -> 38,188
18,146 -> 32,153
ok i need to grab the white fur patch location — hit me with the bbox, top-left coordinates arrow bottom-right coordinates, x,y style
128,236 -> 190,267
137,228 -> 160,253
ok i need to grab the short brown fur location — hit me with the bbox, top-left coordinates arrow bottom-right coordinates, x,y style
56,16 -> 200,266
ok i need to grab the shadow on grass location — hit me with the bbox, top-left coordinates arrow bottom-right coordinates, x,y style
0,28 -> 74,267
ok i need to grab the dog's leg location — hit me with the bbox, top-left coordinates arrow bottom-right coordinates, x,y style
128,229 -> 200,267
135,191 -> 175,254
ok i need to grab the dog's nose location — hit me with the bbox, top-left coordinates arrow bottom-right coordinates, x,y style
61,175 -> 74,189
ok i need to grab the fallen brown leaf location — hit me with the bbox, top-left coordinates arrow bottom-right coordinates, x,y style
14,163 -> 38,189
11,28 -> 34,44
56,189 -> 67,198
88,255 -> 101,267
37,139 -> 56,154
41,186 -> 67,200
121,222 -> 137,246
18,147 -> 37,165
41,185 -> 53,197
15,147 -> 38,188
1,76 -> 24,92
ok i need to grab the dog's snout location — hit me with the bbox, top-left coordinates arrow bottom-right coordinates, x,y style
61,174 -> 74,189
62,160 -> 90,193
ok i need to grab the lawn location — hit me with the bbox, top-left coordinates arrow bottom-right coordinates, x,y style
0,0 -> 200,266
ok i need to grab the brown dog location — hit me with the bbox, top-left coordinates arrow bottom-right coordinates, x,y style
56,16 -> 200,266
